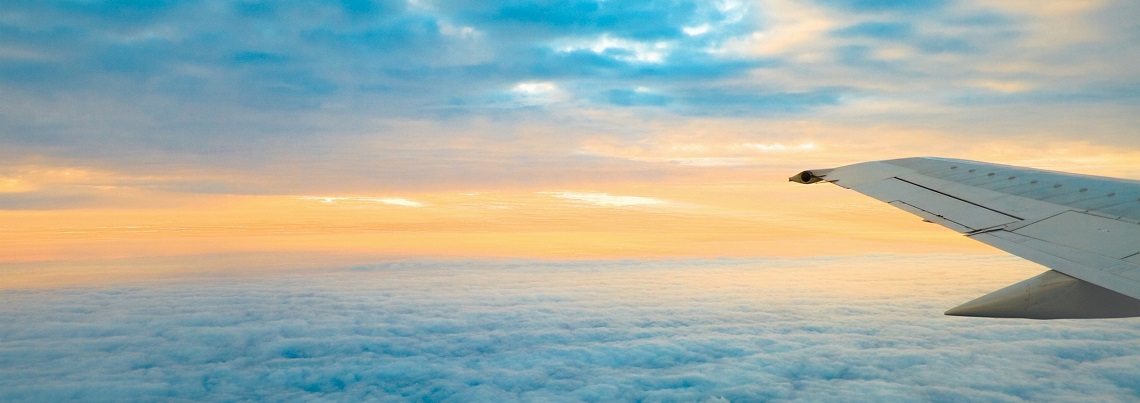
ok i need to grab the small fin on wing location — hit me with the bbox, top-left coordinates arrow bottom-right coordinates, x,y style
788,169 -> 833,184
946,270 -> 1140,319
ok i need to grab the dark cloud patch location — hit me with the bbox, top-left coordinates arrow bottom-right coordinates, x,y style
628,53 -> 769,80
301,16 -> 447,54
831,23 -> 991,57
833,45 -> 912,74
675,88 -> 848,116
946,81 -> 1140,107
833,22 -> 914,39
231,51 -> 289,65
232,1 -> 277,17
603,89 -> 673,106
915,36 -> 974,54
2,256 -> 1140,401
946,11 -> 1014,27
0,191 -> 101,210
233,68 -> 340,109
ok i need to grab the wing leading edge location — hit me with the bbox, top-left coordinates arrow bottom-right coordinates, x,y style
792,157 -> 1140,319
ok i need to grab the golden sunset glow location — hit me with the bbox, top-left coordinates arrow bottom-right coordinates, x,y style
0,168 -> 989,289
2,0 -> 1138,287
6,136 -> 1140,290
0,169 -> 992,255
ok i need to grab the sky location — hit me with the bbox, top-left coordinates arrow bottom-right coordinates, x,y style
2,0 -> 1139,268
3,0 -> 1140,400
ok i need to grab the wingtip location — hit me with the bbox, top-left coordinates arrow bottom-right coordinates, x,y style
789,168 -> 833,184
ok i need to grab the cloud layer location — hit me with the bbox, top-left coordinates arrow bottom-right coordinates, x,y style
2,0 -> 1139,197
4,256 -> 1140,401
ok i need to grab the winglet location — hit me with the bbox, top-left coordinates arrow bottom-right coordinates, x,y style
789,168 -> 834,184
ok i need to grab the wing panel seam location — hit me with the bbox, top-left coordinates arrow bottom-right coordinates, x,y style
891,201 -> 972,232
894,177 -> 1024,221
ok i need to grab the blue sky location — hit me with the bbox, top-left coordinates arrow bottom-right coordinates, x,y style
2,0 -> 1139,194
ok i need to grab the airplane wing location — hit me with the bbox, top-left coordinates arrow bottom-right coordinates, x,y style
791,157 -> 1140,319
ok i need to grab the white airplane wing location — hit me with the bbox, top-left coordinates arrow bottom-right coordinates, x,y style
792,157 -> 1140,319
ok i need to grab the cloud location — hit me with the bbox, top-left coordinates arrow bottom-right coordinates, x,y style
556,35 -> 671,64
602,87 -> 673,106
542,192 -> 671,207
0,0 -> 1139,197
577,134 -> 821,167
3,256 -> 1140,401
832,21 -> 914,39
298,196 -> 425,207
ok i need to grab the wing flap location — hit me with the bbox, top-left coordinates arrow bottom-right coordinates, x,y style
1012,211 -> 1140,260
971,231 -> 1140,300
889,201 -> 971,232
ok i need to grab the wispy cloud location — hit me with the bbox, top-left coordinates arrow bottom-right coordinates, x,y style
578,137 -> 821,167
299,196 -> 425,207
542,192 -> 671,207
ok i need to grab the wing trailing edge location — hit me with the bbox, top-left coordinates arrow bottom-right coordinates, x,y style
945,270 -> 1140,319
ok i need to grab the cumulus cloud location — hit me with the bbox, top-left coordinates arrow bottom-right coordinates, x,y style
2,255 -> 1140,401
